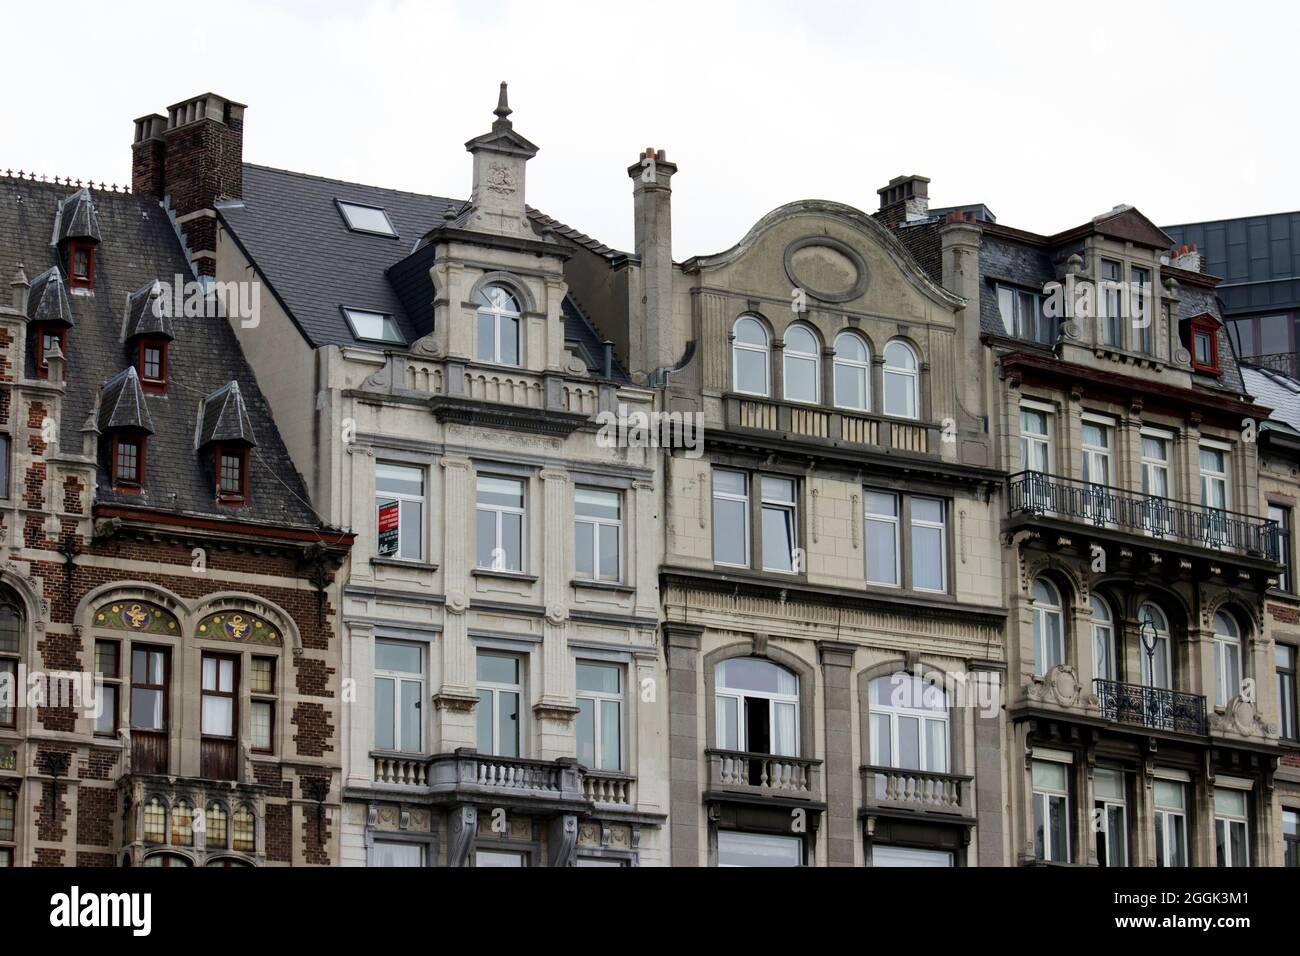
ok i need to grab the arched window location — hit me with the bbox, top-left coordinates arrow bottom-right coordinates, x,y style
172,800 -> 194,846
1092,596 -> 1116,682
833,332 -> 870,411
0,593 -> 20,729
1212,610 -> 1242,707
206,803 -> 228,849
142,853 -> 191,867
232,805 -> 256,852
473,284 -> 522,367
867,673 -> 949,775
732,316 -> 770,397
206,857 -> 252,867
882,340 -> 919,419
1138,604 -> 1171,690
782,324 -> 820,404
142,797 -> 166,843
1031,577 -> 1064,677
714,657 -> 799,756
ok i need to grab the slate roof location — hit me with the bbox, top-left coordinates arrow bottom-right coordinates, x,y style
26,265 -> 73,326
54,187 -> 102,244
98,366 -> 154,433
196,380 -> 257,447
1242,365 -> 1300,436
122,279 -> 174,340
218,163 -> 628,379
0,177 -> 319,529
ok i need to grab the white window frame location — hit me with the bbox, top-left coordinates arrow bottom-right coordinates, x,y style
1212,611 -> 1243,708
782,324 -> 821,405
1032,758 -> 1072,863
575,661 -> 624,771
882,340 -> 919,420
759,476 -> 798,574
1091,595 -> 1116,682
716,830 -> 803,867
1214,786 -> 1250,867
910,496 -> 947,593
474,284 -> 523,367
832,332 -> 871,412
476,475 -> 527,572
1130,266 -> 1152,353
864,490 -> 901,587
1154,778 -> 1189,867
1093,767 -> 1128,867
476,652 -> 524,758
1199,442 -> 1231,509
714,660 -> 800,757
1138,603 -> 1172,690
1100,258 -> 1123,347
712,469 -> 751,568
374,639 -> 424,754
1081,415 -> 1113,490
732,316 -> 771,398
1032,577 -> 1065,678
996,284 -> 1051,344
574,487 -> 623,583
375,461 -> 425,562
868,675 -> 949,774
1019,403 -> 1054,474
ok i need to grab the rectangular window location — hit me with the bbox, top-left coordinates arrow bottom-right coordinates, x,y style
250,656 -> 276,754
1100,259 -> 1123,346
130,647 -> 167,731
760,477 -> 798,573
576,662 -> 623,771
1154,780 -> 1188,867
1195,330 -> 1213,364
1094,767 -> 1128,867
200,654 -> 238,738
217,449 -> 246,498
1285,809 -> 1299,868
374,640 -> 423,753
0,789 -> 14,843
0,659 -> 14,728
864,491 -> 900,586
872,845 -> 953,867
1214,787 -> 1249,867
1131,266 -> 1151,353
717,830 -> 802,867
1200,445 -> 1231,546
996,285 -> 1054,345
336,201 -> 397,237
95,683 -> 118,736
142,345 -> 163,380
375,462 -> 425,562
114,437 -> 142,485
475,849 -> 528,867
1019,406 -> 1053,473
0,434 -> 10,499
476,652 -> 522,758
712,470 -> 750,568
1081,419 -> 1112,490
343,307 -> 403,344
1032,759 -> 1071,863
1278,644 -> 1298,742
476,476 -> 526,572
910,497 -> 947,592
371,841 -> 423,867
1270,505 -> 1292,591
575,488 -> 622,582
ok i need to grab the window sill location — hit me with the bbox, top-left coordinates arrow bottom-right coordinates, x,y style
571,579 -> 635,594
371,556 -> 439,572
472,567 -> 538,583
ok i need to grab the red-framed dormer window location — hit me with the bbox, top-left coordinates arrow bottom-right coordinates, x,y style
110,434 -> 145,490
137,338 -> 169,392
215,445 -> 249,503
1187,313 -> 1222,376
67,241 -> 95,290
35,327 -> 67,378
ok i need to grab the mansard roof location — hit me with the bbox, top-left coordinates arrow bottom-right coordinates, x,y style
26,266 -> 74,326
123,279 -> 175,340
54,187 -> 103,244
0,175 -> 318,529
98,367 -> 154,433
195,380 -> 257,448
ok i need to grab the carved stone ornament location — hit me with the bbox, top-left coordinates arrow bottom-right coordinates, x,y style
545,603 -> 569,626
411,334 -> 443,359
446,591 -> 470,615
486,162 -> 516,196
1209,696 -> 1277,738
1025,664 -> 1086,708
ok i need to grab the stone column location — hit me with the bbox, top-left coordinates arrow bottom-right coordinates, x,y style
535,469 -> 578,759
817,641 -> 856,866
665,623 -> 703,867
435,457 -> 478,747
345,620 -> 374,789
970,660 -> 1006,866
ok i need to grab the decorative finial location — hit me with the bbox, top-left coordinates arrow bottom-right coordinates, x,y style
493,81 -> 512,131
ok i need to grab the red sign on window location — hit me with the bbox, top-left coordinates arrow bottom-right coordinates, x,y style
377,501 -> 400,556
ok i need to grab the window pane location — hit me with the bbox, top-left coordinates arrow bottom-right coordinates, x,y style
912,524 -> 945,591
498,691 -> 519,757
202,697 -> 233,736
477,654 -> 519,685
372,841 -> 422,867
1048,795 -> 1068,862
870,712 -> 890,766
897,716 -> 920,769
716,831 -> 801,867
762,505 -> 795,572
1214,787 -> 1246,817
131,688 -> 163,731
499,317 -> 520,366
476,690 -> 493,752
374,677 -> 395,750
784,354 -> 817,402
874,845 -> 953,867
250,658 -> 274,694
577,663 -> 620,694
476,312 -> 495,361
600,698 -> 621,769
95,685 -> 117,734
376,463 -> 424,496
475,508 -> 497,568
338,203 -> 396,235
735,349 -> 767,394
713,498 -> 748,565
865,516 -> 898,585
250,701 -> 272,751
718,696 -> 739,750
576,697 -> 595,767
478,476 -> 524,508
95,641 -> 118,677
575,522 -> 595,577
576,488 -> 620,520
598,523 -> 619,579
884,371 -> 914,418
376,641 -> 422,674
398,500 -> 422,561
500,512 -> 523,570
1032,760 -> 1067,791
835,363 -> 867,410
924,718 -> 947,773
400,679 -> 421,752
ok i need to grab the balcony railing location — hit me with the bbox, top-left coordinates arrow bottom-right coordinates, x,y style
1242,352 -> 1299,377
1094,678 -> 1207,736
724,395 -> 938,455
1007,471 -> 1280,562
582,770 -> 635,807
705,748 -> 822,800
859,765 -> 974,818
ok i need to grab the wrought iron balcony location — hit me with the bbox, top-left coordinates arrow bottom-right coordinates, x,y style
1094,678 -> 1207,736
705,748 -> 822,801
859,765 -> 974,820
1007,471 -> 1280,563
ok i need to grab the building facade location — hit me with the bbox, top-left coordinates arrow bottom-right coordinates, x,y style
0,170 -> 352,868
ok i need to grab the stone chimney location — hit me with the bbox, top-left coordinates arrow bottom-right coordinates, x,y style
627,147 -> 677,379
131,93 -> 246,276
1169,242 -> 1203,273
875,174 -> 930,228
463,83 -> 538,239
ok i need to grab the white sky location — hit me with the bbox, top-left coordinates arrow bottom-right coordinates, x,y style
3,0 -> 1295,257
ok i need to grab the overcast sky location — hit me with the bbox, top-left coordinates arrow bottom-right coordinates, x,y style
3,0 -> 1294,256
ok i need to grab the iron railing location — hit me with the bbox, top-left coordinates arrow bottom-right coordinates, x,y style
1007,471 -> 1280,562
1094,678 -> 1207,735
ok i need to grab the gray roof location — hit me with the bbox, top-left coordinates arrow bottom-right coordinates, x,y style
54,187 -> 103,244
98,366 -> 154,433
196,380 -> 257,448
1242,365 -> 1300,435
1165,212 -> 1300,314
0,176 -> 319,529
218,163 -> 627,379
26,266 -> 73,326
123,279 -> 175,340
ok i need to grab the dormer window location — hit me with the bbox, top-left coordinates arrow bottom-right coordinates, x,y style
36,328 -> 68,377
474,284 -> 522,367
215,445 -> 249,502
111,434 -> 144,487
137,338 -> 169,392
1184,313 -> 1222,376
67,240 -> 95,290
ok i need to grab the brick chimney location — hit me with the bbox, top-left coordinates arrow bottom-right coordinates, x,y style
1169,243 -> 1203,273
875,174 -> 930,228
131,93 -> 246,276
627,147 -> 677,379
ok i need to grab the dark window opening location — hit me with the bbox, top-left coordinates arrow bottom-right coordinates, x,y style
137,338 -> 168,391
111,435 -> 145,488
215,446 -> 249,502
67,241 -> 95,289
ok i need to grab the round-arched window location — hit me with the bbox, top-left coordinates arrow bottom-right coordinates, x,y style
733,316 -> 770,397
867,673 -> 949,774
1091,596 -> 1115,682
883,340 -> 919,419
1138,603 -> 1171,689
1032,577 -> 1064,677
833,332 -> 870,411
1212,610 -> 1242,707
782,324 -> 820,404
715,657 -> 799,756
474,284 -> 522,366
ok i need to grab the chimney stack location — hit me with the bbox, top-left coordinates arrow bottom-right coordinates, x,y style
131,93 -> 246,276
1169,242 -> 1203,273
875,174 -> 930,228
628,147 -> 678,379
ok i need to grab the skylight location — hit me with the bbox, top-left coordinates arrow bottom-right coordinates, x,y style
342,308 -> 404,345
336,200 -> 397,237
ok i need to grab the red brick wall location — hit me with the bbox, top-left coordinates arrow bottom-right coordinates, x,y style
76,786 -> 116,847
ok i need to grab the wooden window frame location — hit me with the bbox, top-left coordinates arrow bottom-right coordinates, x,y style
0,433 -> 10,500
200,652 -> 240,742
110,434 -> 146,490
35,326 -> 67,378
94,639 -> 121,737
136,338 -> 169,393
249,656 -> 276,755
130,645 -> 170,733
67,240 -> 95,290
1187,313 -> 1222,375
214,445 -> 249,503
